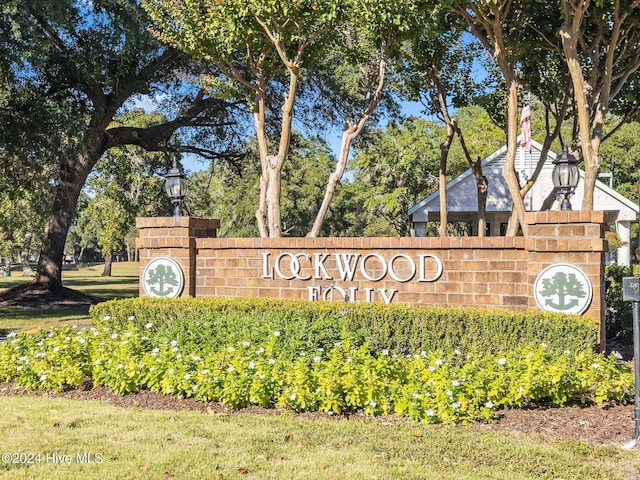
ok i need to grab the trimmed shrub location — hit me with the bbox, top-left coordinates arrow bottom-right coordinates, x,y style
90,297 -> 599,356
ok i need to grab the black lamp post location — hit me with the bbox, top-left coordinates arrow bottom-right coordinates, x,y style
164,159 -> 188,217
552,145 -> 580,211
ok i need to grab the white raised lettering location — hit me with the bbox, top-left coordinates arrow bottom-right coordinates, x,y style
365,287 -> 374,302
261,252 -> 273,279
313,253 -> 332,280
360,253 -> 387,282
294,253 -> 312,280
334,253 -> 360,281
388,254 -> 416,282
322,285 -> 348,301
274,252 -> 299,280
377,288 -> 397,304
418,254 -> 443,282
308,286 -> 321,301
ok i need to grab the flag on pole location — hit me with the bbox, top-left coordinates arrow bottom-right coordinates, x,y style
520,104 -> 532,152
520,105 -> 531,152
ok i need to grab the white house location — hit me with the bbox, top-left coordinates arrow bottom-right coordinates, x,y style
406,139 -> 639,266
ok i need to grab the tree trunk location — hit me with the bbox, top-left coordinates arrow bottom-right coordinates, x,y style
20,229 -> 36,277
308,125 -> 356,237
34,123 -> 108,286
560,21 -> 597,210
437,124 -> 455,237
501,73 -> 528,236
101,253 -> 112,276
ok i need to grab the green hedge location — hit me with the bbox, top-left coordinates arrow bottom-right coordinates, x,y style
90,298 -> 599,356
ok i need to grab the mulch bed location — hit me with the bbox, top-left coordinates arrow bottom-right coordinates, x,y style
0,381 -> 635,447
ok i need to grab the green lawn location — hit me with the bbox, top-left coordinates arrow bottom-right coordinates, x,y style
0,262 -> 139,331
0,396 -> 637,480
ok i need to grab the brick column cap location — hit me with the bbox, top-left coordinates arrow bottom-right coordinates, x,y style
136,216 -> 220,229
525,210 -> 608,225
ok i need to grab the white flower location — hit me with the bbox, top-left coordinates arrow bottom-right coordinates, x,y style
242,341 -> 250,347
228,366 -> 235,372
591,363 -> 600,369
192,385 -> 199,391
201,369 -> 210,375
452,402 -> 461,409
170,340 -> 178,347
428,366 -> 436,372
176,354 -> 182,359
412,392 -> 419,399
117,364 -> 124,369
184,373 -> 192,380
172,347 -> 179,353
299,352 -> 306,357
256,347 -> 265,355
317,347 -> 324,352
95,358 -> 102,365
563,350 -> 572,355
151,348 -> 159,356
426,409 -> 435,417
145,322 -> 153,329
53,346 -> 60,352
434,359 -> 443,366
268,358 -> 275,364
227,347 -> 235,352
485,401 -> 494,409
111,333 -> 119,339
313,356 -> 321,363
289,393 -> 296,401
40,374 -> 47,381
77,337 -> 86,344
498,358 -> 507,365
273,331 -> 281,337
248,361 -> 256,369
454,349 -> 462,355
612,351 -> 623,360
540,343 -> 548,348
381,349 -> 389,356
168,369 -> 175,375
451,380 -> 460,387
369,400 -> 377,407
128,316 -> 135,321
191,356 -> 201,361
103,315 -> 111,321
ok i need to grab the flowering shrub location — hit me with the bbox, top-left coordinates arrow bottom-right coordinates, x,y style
0,322 -> 632,424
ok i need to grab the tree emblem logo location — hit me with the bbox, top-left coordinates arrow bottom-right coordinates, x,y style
534,263 -> 592,315
142,257 -> 185,298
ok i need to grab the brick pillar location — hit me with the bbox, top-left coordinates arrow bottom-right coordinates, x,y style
525,211 -> 608,351
136,217 -> 220,297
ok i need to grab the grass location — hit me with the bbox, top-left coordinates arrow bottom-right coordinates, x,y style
0,262 -> 139,331
0,396 -> 637,480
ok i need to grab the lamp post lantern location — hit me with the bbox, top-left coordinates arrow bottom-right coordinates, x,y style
552,145 -> 580,211
164,159 -> 188,217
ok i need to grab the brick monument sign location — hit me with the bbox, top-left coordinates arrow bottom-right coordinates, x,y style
137,211 -> 608,346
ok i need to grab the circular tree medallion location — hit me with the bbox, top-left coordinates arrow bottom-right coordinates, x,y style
142,257 -> 185,298
533,263 -> 592,315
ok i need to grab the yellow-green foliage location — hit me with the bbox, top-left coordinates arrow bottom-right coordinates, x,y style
90,297 -> 599,355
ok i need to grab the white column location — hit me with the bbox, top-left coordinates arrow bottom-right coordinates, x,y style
414,222 -> 427,237
617,220 -> 631,267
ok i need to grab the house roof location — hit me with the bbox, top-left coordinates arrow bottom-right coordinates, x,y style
407,139 -> 639,224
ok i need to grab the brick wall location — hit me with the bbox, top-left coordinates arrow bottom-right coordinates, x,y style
137,212 -> 608,344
